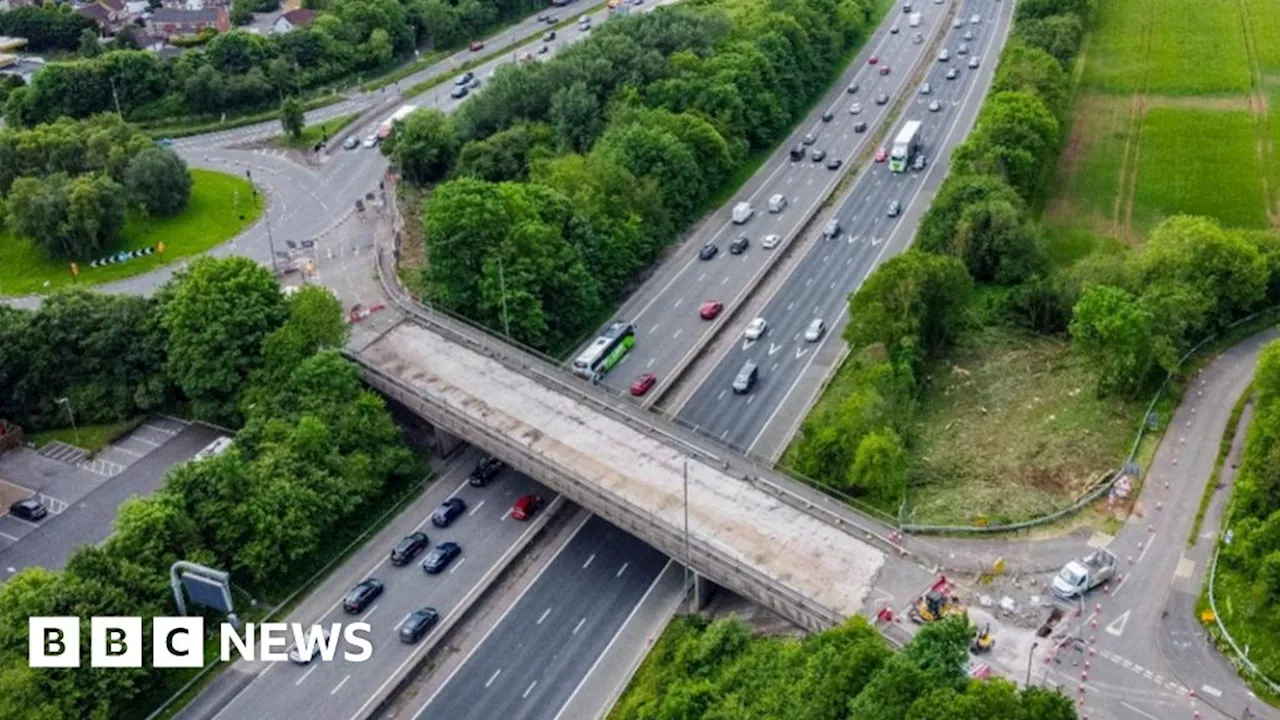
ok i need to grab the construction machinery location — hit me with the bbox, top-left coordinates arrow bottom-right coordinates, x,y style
909,576 -> 964,624
970,624 -> 994,654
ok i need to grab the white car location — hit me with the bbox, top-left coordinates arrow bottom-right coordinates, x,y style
768,193 -> 787,212
744,318 -> 768,341
849,102 -> 862,114
804,318 -> 826,342
920,82 -> 931,95
288,629 -> 331,664
362,135 -> 377,148
970,13 -> 980,24
762,233 -> 781,249
968,56 -> 979,69
937,49 -> 949,62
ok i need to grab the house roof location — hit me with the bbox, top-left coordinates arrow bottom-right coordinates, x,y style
279,8 -> 318,27
75,4 -> 111,23
150,7 -> 219,23
100,0 -> 126,13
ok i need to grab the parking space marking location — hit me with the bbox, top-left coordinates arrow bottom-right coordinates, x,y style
0,531 -> 20,541
37,494 -> 68,514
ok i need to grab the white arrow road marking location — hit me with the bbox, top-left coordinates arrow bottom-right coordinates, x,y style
742,339 -> 756,351
768,343 -> 783,356
795,347 -> 809,359
1104,609 -> 1131,637
872,236 -> 885,246
849,235 -> 860,244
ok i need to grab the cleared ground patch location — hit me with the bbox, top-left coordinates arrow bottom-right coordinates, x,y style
906,326 -> 1139,526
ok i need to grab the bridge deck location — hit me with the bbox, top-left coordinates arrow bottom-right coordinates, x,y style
361,320 -> 885,617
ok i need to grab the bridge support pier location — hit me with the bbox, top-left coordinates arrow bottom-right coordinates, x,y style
693,573 -> 718,611
431,427 -> 465,458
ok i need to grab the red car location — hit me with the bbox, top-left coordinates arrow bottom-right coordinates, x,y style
469,41 -> 484,51
879,65 -> 891,76
699,301 -> 724,320
510,494 -> 544,521
868,55 -> 879,65
874,147 -> 888,163
630,372 -> 657,396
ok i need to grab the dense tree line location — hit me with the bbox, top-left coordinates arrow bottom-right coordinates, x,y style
612,615 -> 1076,720
0,5 -> 96,52
0,258 -> 420,719
0,115 -> 191,259
389,0 -> 881,350
4,0 -> 549,126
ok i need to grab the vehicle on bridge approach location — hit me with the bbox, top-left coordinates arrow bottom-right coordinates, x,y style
889,120 -> 922,172
572,321 -> 636,380
469,454 -> 506,486
1051,549 -> 1117,600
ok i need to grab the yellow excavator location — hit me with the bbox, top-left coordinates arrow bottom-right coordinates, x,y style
908,588 -> 965,624
970,623 -> 995,654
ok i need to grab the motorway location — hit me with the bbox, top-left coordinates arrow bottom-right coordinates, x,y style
672,0 -> 1012,456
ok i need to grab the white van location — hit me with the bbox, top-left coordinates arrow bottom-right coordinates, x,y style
768,194 -> 787,213
908,12 -> 921,26
732,201 -> 755,224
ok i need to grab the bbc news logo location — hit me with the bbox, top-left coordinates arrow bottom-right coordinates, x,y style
29,617 -> 373,668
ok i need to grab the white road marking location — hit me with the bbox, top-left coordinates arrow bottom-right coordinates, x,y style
448,557 -> 466,574
296,665 -> 319,686
1120,702 -> 1160,720
1137,534 -> 1154,564
468,500 -> 485,516
523,681 -> 538,698
0,531 -> 20,542
616,562 -> 629,577
583,554 -> 595,569
672,329 -> 682,340
360,604 -> 379,622
486,669 -> 502,688
537,608 -> 551,624
1104,609 -> 1131,637
331,674 -> 351,695
573,617 -> 586,635
1200,684 -> 1222,698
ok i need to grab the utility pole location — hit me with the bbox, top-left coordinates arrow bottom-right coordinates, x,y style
264,199 -> 278,275
497,256 -> 512,341
56,397 -> 79,447
108,76 -> 122,116
1025,641 -> 1038,686
684,459 -> 692,613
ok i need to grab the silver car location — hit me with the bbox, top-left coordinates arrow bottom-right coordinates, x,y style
920,82 -> 931,95
928,100 -> 941,112
804,319 -> 826,342
970,13 -> 980,24
968,56 -> 980,69
849,102 -> 862,114
762,233 -> 781,249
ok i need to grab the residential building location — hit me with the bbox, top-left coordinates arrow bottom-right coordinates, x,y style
146,7 -> 229,35
271,8 -> 316,33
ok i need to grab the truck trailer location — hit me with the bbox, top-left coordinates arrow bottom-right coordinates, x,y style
889,120 -> 922,172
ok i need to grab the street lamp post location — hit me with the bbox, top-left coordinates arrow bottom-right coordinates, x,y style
264,198 -> 279,275
496,256 -> 512,342
684,459 -> 692,613
1026,641 -> 1038,686
56,397 -> 80,447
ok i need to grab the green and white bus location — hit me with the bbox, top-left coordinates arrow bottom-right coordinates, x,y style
572,321 -> 636,380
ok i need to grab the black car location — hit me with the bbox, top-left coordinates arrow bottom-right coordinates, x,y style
801,133 -> 817,146
853,121 -> 868,133
821,109 -> 834,122
8,498 -> 47,522
729,236 -> 749,254
826,157 -> 843,170
789,145 -> 806,161
544,14 -> 557,23
455,71 -> 474,87
422,542 -> 462,574
450,85 -> 469,99
399,607 -> 440,643
699,242 -> 719,260
846,82 -> 859,94
342,578 -> 384,613
543,30 -> 556,41
469,454 -> 506,487
390,531 -> 429,565
431,498 -> 467,528
811,148 -> 826,162
875,93 -> 889,105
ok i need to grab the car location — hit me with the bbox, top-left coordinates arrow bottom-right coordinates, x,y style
811,148 -> 826,162
868,55 -> 879,65
789,145 -> 806,161
946,67 -> 959,80
890,25 -> 899,34
729,236 -> 750,254
538,44 -> 549,54
822,109 -> 834,122
762,233 -> 781,249
422,542 -> 462,574
912,154 -> 927,171
768,193 -> 787,212
431,497 -> 467,528
468,77 -> 481,89
450,85 -> 469,99
821,219 -> 841,239
544,14 -> 557,23
879,65 -> 891,76
920,82 -> 931,95
887,200 -> 902,217
630,372 -> 657,396
399,608 -> 440,644
699,301 -> 724,319
854,120 -> 868,133
510,494 -> 544,521
744,317 -> 767,341
875,93 -> 889,105
362,135 -> 378,148
699,242 -> 719,260
390,531 -> 430,565
537,12 -> 548,20
8,498 -> 47,522
156,137 -> 173,147
953,17 -> 963,28
928,100 -> 941,112
902,1 -> 912,10
342,578 -> 384,613
288,628 -> 331,663
970,13 -> 980,24
874,147 -> 888,162
343,136 -> 360,150
455,71 -> 474,86
968,56 -> 979,69
469,41 -> 484,51
846,81 -> 860,94
957,43 -> 969,56
849,102 -> 863,114
963,29 -> 974,41
938,48 -> 949,62
804,318 -> 826,342
469,454 -> 505,486
826,157 -> 843,170
912,32 -> 924,44
543,30 -> 556,41
732,360 -> 758,394
802,133 -> 817,146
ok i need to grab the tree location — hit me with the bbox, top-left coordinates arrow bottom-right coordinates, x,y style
549,81 -> 603,153
845,250 -> 973,366
78,28 -> 102,58
949,195 -> 1046,284
849,429 -> 908,506
919,174 -> 1026,258
280,96 -> 305,139
1069,285 -> 1169,395
992,41 -> 1069,116
123,147 -> 193,217
161,256 -> 289,424
384,108 -> 457,185
5,172 -> 125,260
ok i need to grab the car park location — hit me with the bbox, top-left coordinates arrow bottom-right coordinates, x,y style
630,372 -> 657,396
928,100 -> 941,112
431,498 -> 467,528
390,531 -> 429,565
343,136 -> 359,150
887,200 -> 902,217
821,219 -> 841,239
804,318 -> 826,342
946,67 -> 959,80
732,360 -> 758,394
399,608 -> 440,643
469,454 -> 505,486
744,317 -> 768,341
879,65 -> 891,76
729,236 -> 750,254
968,56 -> 979,69
8,498 -> 47,522
762,233 -> 781,249
811,148 -> 826,162
288,628 -> 331,663
422,542 -> 462,574
768,194 -> 787,212
920,82 -> 931,95
510,494 -> 544,521
699,242 -> 719,260
699,301 -> 724,319
854,120 -> 868,133
342,578 -> 384,613
826,157 -> 843,170
874,147 -> 888,162
849,102 -> 862,114
875,93 -> 889,105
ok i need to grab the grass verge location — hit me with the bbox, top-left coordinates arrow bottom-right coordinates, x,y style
606,616 -> 697,720
27,417 -> 146,454
274,113 -> 360,150
141,94 -> 345,139
0,170 -> 264,297
1187,385 -> 1251,546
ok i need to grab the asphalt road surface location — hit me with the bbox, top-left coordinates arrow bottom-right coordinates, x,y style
670,0 -> 1013,455
591,0 -> 953,396
196,466 -> 556,720
410,515 -> 669,720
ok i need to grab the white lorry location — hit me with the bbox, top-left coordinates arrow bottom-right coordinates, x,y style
1052,549 -> 1117,600
889,120 -> 922,172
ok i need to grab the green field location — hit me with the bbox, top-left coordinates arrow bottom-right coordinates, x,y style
0,170 -> 264,296
1047,0 -> 1280,240
27,417 -> 145,453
